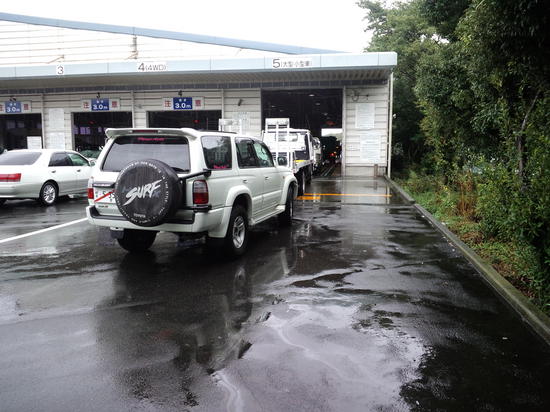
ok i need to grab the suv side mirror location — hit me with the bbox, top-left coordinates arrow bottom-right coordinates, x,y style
89,159 -> 96,166
278,157 -> 287,166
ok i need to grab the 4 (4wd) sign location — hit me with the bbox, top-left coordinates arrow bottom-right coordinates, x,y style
137,62 -> 168,72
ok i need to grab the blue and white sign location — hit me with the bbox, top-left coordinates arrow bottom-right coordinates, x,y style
162,97 -> 204,111
80,98 -> 121,112
0,101 -> 32,114
5,102 -> 21,113
173,97 -> 193,110
91,99 -> 110,111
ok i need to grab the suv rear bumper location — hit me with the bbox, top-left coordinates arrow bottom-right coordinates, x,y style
86,205 -> 225,234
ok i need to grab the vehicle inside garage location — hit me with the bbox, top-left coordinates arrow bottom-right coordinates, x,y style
261,89 -> 342,137
148,110 -> 222,130
0,114 -> 42,151
73,112 -> 132,156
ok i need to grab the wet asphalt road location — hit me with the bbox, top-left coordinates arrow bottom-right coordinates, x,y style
0,178 -> 549,412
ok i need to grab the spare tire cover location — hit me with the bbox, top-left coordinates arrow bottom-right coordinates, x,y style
114,159 -> 182,227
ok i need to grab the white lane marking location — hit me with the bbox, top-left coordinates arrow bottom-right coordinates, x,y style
0,218 -> 87,244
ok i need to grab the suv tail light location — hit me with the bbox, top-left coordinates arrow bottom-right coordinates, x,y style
0,173 -> 21,182
87,177 -> 94,200
193,180 -> 209,204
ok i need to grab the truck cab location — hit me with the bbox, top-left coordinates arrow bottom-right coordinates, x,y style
261,118 -> 314,195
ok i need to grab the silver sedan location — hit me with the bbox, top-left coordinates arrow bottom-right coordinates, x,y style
0,149 -> 93,206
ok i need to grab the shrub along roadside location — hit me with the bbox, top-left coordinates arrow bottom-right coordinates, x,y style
398,171 -> 548,315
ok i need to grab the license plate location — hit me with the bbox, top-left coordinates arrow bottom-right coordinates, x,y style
94,189 -> 115,203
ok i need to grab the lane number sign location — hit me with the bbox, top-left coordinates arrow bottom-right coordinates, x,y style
271,57 -> 314,69
137,62 -> 168,72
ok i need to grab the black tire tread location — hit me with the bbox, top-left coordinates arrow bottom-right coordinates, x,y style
39,181 -> 58,206
117,229 -> 157,253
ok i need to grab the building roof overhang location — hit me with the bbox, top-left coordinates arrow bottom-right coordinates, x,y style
0,53 -> 397,94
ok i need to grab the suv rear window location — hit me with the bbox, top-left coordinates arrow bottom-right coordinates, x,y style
201,135 -> 232,169
0,151 -> 41,165
102,135 -> 191,172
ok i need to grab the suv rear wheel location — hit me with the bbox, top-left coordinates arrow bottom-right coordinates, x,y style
278,186 -> 294,227
117,229 -> 157,253
223,205 -> 249,258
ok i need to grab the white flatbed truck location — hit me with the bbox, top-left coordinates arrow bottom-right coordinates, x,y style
262,118 -> 314,195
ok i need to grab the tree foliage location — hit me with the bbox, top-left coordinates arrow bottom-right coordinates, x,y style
358,0 -> 438,169
360,0 -> 550,303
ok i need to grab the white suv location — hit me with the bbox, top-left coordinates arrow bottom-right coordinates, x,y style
86,128 -> 297,255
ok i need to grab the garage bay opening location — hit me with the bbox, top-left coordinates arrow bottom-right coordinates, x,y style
261,89 -> 342,138
148,111 -> 222,130
0,114 -> 42,151
73,112 -> 132,159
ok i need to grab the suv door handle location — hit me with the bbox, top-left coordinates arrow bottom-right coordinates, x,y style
76,169 -> 81,172
242,179 -> 248,183
265,176 -> 270,180
51,170 -> 56,173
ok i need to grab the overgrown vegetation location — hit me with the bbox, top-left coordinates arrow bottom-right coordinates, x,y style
358,0 -> 550,313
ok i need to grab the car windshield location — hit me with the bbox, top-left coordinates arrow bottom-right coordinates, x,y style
102,135 -> 191,172
80,149 -> 101,159
0,151 -> 41,165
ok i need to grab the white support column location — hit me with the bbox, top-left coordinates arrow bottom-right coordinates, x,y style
40,93 -> 45,148
131,90 -> 135,127
387,73 -> 394,178
221,89 -> 225,118
342,86 -> 347,177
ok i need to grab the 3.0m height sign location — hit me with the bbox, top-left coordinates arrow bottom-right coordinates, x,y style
162,97 -> 204,111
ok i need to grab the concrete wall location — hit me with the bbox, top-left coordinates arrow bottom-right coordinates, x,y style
0,88 -> 263,150
1,83 -> 392,177
343,84 -> 390,177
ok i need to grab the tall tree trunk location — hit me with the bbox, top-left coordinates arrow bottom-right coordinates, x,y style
516,89 -> 540,191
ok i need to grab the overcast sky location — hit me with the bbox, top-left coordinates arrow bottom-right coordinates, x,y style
2,0 -> 372,53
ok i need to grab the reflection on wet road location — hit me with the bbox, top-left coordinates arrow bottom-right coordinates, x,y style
0,178 -> 548,411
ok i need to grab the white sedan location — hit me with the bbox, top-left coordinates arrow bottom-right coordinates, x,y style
0,149 -> 93,206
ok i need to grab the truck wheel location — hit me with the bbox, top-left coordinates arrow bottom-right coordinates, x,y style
223,205 -> 248,258
278,186 -> 294,227
117,229 -> 157,253
306,165 -> 313,183
297,172 -> 306,196
39,181 -> 58,206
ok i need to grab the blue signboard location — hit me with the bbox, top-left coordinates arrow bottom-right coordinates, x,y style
173,97 -> 193,110
91,99 -> 110,111
5,102 -> 22,114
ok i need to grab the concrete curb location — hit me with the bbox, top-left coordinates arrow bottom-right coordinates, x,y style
385,176 -> 550,346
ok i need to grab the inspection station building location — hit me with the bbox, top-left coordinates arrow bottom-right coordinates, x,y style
0,13 -> 396,177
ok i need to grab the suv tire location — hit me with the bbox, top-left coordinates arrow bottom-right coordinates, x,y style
117,229 -> 157,253
278,186 -> 294,227
223,205 -> 249,258
39,181 -> 58,206
114,159 -> 182,227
